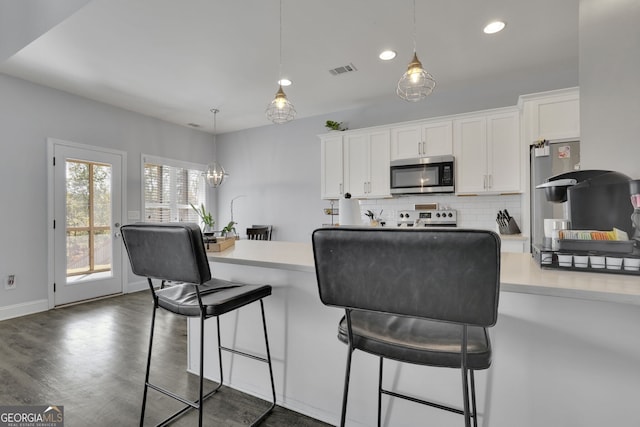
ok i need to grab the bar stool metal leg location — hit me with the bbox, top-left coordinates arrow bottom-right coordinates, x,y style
140,301 -> 157,427
470,370 -> 478,427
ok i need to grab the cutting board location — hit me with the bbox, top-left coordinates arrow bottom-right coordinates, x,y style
205,237 -> 235,252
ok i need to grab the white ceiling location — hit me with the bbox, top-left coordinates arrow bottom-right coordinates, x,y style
0,0 -> 579,134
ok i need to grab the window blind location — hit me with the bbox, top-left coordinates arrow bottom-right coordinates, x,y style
142,155 -> 206,224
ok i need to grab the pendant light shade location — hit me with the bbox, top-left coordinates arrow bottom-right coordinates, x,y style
266,85 -> 296,124
397,51 -> 436,101
266,0 -> 296,124
397,0 -> 436,102
206,108 -> 228,188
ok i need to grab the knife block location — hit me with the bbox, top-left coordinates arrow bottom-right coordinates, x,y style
499,218 -> 521,235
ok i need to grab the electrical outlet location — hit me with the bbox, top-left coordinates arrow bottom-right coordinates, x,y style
5,274 -> 16,290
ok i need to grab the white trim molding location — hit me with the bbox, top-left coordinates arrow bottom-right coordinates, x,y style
0,299 -> 48,322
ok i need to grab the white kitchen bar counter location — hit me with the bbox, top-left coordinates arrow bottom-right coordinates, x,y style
209,240 -> 640,305
188,240 -> 640,427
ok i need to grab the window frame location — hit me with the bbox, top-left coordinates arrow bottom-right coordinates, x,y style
141,154 -> 209,225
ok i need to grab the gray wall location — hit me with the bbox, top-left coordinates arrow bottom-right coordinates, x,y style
0,73 -> 214,311
579,0 -> 640,177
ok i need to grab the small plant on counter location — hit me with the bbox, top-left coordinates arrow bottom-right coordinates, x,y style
190,203 -> 215,231
365,209 -> 383,227
221,221 -> 237,238
325,120 -> 347,131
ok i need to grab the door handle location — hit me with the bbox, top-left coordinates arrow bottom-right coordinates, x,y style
114,222 -> 121,238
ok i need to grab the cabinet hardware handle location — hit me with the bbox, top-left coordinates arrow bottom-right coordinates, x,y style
339,183 -> 343,194
422,141 -> 426,155
417,141 -> 422,155
489,174 -> 493,189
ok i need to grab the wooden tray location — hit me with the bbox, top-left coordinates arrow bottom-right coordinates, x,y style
205,237 -> 235,252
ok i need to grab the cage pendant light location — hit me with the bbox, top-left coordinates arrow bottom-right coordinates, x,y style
205,108 -> 228,187
397,0 -> 436,102
266,0 -> 296,124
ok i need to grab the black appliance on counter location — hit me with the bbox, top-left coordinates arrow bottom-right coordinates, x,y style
532,169 -> 639,275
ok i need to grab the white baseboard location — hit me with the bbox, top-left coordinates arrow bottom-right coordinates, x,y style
126,279 -> 148,293
0,299 -> 49,321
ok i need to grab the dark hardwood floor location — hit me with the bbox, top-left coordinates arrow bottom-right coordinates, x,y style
0,291 -> 331,426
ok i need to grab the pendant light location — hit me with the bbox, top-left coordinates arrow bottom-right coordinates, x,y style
265,0 -> 296,124
205,108 -> 228,187
397,0 -> 436,102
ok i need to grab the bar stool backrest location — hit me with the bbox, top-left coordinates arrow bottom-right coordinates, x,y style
121,222 -> 212,285
312,227 -> 501,327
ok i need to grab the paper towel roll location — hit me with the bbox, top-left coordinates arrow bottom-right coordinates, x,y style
339,198 -> 361,226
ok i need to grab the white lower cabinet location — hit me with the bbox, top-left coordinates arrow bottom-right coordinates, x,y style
454,109 -> 520,194
344,130 -> 390,198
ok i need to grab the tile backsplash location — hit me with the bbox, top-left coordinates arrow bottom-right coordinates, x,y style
356,194 -> 523,232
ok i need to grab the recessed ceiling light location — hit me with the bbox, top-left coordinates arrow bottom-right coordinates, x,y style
483,20 -> 506,34
379,50 -> 397,61
278,78 -> 292,86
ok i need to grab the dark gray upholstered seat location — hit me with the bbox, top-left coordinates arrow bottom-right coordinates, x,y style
337,312 -> 491,369
312,227 -> 500,427
121,222 -> 275,427
155,278 -> 270,317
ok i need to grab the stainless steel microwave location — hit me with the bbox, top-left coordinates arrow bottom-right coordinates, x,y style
390,155 -> 455,194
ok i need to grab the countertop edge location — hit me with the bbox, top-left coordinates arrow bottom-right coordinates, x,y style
208,241 -> 640,306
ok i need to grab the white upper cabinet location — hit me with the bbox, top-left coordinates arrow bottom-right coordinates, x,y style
454,109 -> 520,194
520,88 -> 580,143
344,130 -> 391,198
320,134 -> 344,199
390,120 -> 452,160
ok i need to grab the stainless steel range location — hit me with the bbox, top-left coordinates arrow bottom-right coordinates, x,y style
397,209 -> 457,228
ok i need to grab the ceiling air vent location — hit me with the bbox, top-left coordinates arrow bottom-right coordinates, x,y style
329,63 -> 358,76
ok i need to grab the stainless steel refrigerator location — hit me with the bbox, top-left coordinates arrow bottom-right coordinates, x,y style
530,140 -> 580,248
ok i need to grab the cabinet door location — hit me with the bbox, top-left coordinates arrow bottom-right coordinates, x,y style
320,135 -> 343,199
367,130 -> 391,198
391,121 -> 452,160
531,94 -> 580,141
520,89 -> 580,143
454,117 -> 487,194
390,125 -> 421,160
488,111 -> 520,193
344,133 -> 369,198
422,121 -> 453,157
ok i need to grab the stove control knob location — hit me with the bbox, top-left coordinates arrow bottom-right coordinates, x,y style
436,213 -> 441,218
448,213 -> 453,218
405,213 -> 410,218
400,213 -> 404,218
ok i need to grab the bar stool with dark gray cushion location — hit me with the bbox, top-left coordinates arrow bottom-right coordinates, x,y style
121,222 -> 276,427
312,227 -> 500,427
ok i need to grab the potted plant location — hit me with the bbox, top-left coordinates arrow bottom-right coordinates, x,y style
365,209 -> 383,227
325,120 -> 347,132
190,203 -> 215,234
221,221 -> 237,239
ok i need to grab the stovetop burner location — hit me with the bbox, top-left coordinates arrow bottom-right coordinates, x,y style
397,209 -> 457,227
